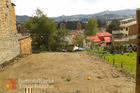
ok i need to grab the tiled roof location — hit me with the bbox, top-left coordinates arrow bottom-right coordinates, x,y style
104,37 -> 111,43
86,36 -> 101,42
96,32 -> 112,37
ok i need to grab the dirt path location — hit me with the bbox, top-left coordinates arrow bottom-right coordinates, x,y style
0,52 -> 135,93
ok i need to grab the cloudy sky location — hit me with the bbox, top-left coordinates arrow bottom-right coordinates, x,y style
12,0 -> 139,17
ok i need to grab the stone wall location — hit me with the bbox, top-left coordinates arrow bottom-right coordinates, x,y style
0,0 -> 20,64
19,36 -> 32,55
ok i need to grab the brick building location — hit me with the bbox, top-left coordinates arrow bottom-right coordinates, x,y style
0,0 -> 32,64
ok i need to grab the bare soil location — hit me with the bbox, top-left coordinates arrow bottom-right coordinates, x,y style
0,52 -> 135,93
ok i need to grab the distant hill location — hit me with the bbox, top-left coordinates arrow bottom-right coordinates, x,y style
16,15 -> 30,23
94,9 -> 136,16
53,9 -> 136,22
16,9 -> 136,23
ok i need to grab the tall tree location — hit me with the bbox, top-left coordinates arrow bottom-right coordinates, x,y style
84,18 -> 98,36
24,9 -> 69,52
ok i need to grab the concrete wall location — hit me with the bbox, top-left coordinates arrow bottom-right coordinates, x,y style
0,0 -> 20,64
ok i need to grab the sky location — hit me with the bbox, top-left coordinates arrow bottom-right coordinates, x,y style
12,0 -> 139,17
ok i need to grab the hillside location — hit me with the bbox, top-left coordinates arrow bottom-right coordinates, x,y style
16,15 -> 30,23
16,9 -> 136,23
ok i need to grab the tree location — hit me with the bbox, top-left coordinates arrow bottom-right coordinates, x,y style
84,18 -> 98,36
24,9 -> 69,52
97,19 -> 106,28
106,21 -> 120,33
74,35 -> 84,47
53,29 -> 69,50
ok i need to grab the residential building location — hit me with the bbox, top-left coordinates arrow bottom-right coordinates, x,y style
86,32 -> 112,46
112,23 -> 138,46
120,18 -> 136,36
112,18 -> 136,38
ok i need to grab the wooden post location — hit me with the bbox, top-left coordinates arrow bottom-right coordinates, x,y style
136,9 -> 140,93
121,61 -> 123,68
113,58 -> 115,66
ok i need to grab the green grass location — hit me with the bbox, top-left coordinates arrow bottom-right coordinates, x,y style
101,52 -> 137,76
86,49 -> 137,76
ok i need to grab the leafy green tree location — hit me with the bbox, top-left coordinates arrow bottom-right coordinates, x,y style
84,18 -> 98,36
24,9 -> 69,52
106,21 -> 120,33
97,19 -> 106,27
53,29 -> 69,50
74,35 -> 84,47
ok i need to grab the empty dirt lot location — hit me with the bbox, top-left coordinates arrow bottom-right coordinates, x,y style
0,52 -> 135,93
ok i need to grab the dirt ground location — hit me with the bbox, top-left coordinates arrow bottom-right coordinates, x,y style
0,52 -> 135,93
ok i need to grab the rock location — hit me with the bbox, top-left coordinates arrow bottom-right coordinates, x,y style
112,74 -> 120,78
66,76 -> 71,82
87,76 -> 91,80
97,76 -> 103,79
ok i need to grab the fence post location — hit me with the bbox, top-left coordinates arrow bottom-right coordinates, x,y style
108,58 -> 109,63
121,61 -> 123,68
130,65 -> 133,73
136,9 -> 140,93
113,57 -> 115,66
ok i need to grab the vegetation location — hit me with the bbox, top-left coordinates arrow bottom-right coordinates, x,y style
24,9 -> 69,52
84,18 -> 98,36
58,21 -> 85,30
106,21 -> 120,33
74,35 -> 85,47
86,44 -> 137,76
97,19 -> 106,28
102,53 -> 136,76
103,44 -> 137,54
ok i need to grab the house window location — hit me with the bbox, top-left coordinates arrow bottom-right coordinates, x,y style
126,27 -> 128,31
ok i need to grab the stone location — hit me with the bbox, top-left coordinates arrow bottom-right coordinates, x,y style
0,0 -> 20,65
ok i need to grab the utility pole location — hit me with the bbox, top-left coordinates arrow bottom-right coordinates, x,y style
136,9 -> 140,93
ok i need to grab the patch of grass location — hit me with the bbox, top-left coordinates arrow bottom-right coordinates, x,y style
87,49 -> 136,76
101,52 -> 136,76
